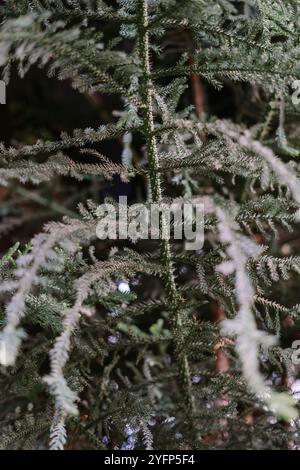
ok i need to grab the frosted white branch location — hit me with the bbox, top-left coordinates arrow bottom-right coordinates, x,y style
216,206 -> 298,421
215,121 -> 300,219
49,410 -> 67,451
0,220 -> 92,366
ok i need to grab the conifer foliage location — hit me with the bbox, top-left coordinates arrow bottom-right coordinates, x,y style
0,0 -> 300,449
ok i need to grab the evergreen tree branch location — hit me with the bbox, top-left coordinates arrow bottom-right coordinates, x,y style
137,0 -> 196,421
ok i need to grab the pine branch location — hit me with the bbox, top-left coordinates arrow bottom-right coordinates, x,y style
137,0 -> 196,421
